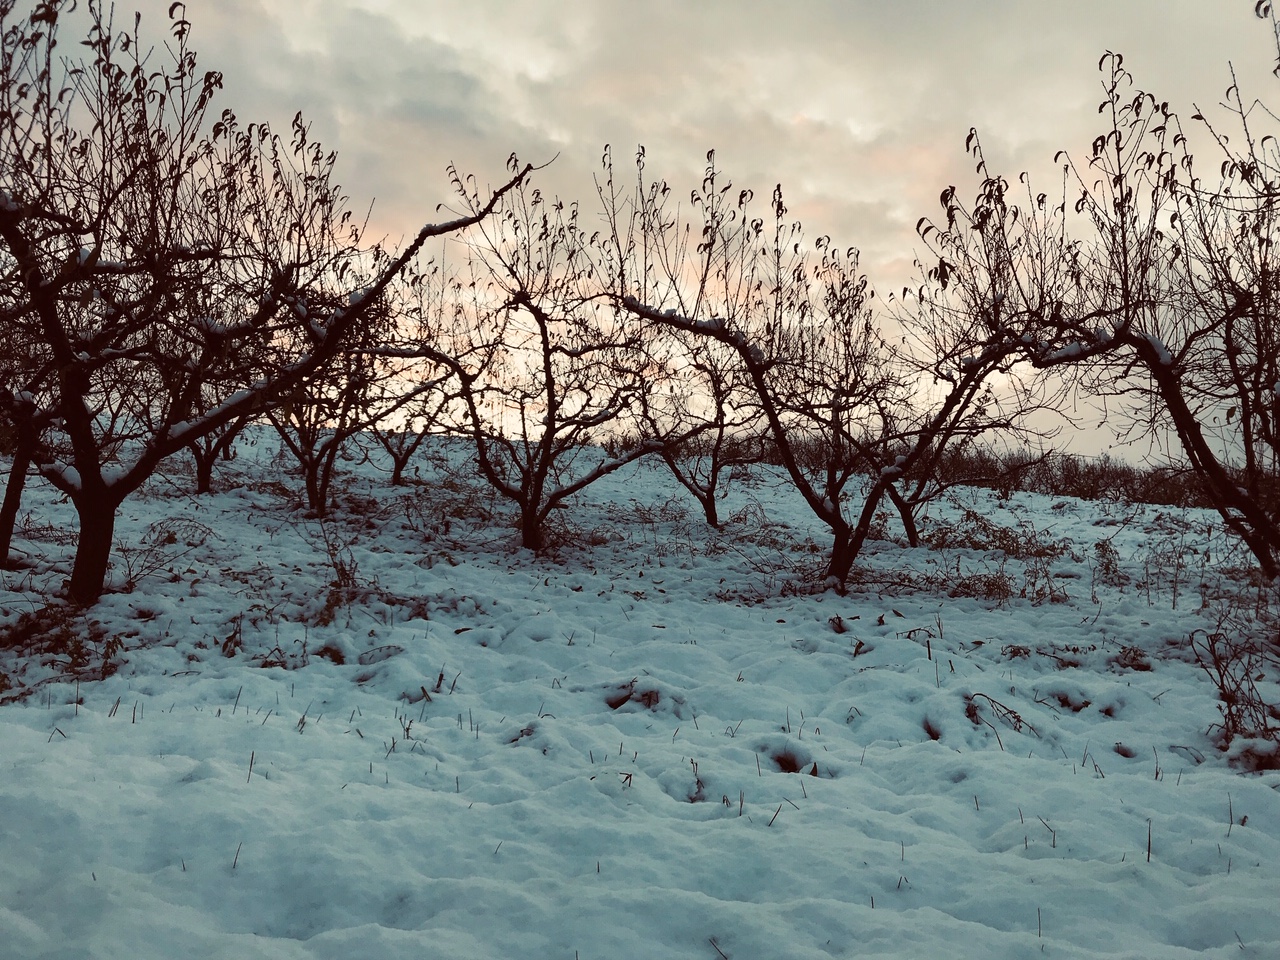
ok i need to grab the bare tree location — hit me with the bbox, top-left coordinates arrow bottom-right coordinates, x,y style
266,288 -> 386,515
610,150 -> 1028,584
633,327 -> 765,527
367,390 -> 453,487
610,155 -> 898,582
923,56 -> 1280,576
440,168 -> 660,551
269,280 -> 461,512
0,2 -> 528,603
174,285 -> 259,495
362,257 -> 465,487
887,167 -> 1065,537
597,148 -> 767,527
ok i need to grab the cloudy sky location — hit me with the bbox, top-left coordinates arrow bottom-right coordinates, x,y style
142,1 -> 1276,290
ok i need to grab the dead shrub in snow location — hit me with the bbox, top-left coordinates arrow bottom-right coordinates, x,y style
0,603 -> 121,683
1133,520 -> 1210,610
1111,645 -> 1153,672
399,467 -> 498,547
1189,590 -> 1280,765
603,496 -> 699,562
116,518 -> 215,592
924,504 -> 1072,561
1092,538 -> 1124,585
1020,551 -> 1071,605
295,518 -> 369,626
15,513 -> 77,547
964,692 -> 1039,751
1090,538 -> 1127,603
947,568 -> 1017,605
537,509 -> 623,555
924,502 -> 1073,605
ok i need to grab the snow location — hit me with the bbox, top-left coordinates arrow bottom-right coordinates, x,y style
880,455 -> 908,478
186,390 -> 255,434
1142,334 -> 1175,367
1045,341 -> 1085,362
1,437 -> 1278,959
40,461 -> 81,491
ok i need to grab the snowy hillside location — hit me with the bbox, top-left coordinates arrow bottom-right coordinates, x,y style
0,438 -> 1277,959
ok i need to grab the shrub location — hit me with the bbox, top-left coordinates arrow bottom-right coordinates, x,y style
1191,626 -> 1279,756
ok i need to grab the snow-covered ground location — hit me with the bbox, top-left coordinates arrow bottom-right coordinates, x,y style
1,436 -> 1278,959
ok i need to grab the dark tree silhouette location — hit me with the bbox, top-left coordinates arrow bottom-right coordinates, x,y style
917,57 -> 1280,577
609,150 -> 1029,584
0,2 -> 528,602
439,167 -> 659,551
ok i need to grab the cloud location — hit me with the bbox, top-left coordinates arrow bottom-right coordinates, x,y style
119,0 -> 1280,284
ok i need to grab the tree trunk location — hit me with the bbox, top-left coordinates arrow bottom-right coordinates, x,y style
68,492 -> 117,605
315,437 -> 342,514
826,480 -> 893,585
1145,353 -> 1280,579
190,443 -> 215,495
846,480 -> 894,575
0,439 -> 31,567
0,403 -> 41,567
702,495 -> 720,528
520,500 -> 545,551
189,420 -> 245,495
824,522 -> 855,585
304,459 -> 327,516
884,484 -> 919,547
385,429 -> 426,486
657,447 -> 724,528
390,455 -> 409,486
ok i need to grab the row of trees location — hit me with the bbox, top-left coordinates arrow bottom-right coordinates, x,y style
1,2 -> 1278,607
0,1 -> 528,602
